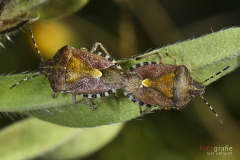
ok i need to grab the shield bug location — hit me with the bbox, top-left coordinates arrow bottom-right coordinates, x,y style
123,48 -> 229,123
10,29 -> 123,110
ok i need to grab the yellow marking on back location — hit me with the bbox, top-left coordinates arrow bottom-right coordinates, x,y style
66,56 -> 102,83
142,73 -> 175,98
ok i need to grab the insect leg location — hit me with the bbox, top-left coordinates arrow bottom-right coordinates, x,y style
91,42 -> 110,56
165,47 -> 178,65
140,105 -> 154,116
134,52 -> 164,64
84,97 -> 107,111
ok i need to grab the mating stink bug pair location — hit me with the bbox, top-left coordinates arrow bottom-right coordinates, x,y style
10,29 -> 124,110
10,29 -> 229,123
123,48 -> 229,123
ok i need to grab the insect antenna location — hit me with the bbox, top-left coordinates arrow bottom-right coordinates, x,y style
10,74 -> 40,89
198,66 -> 230,123
202,66 -> 230,84
30,28 -> 44,62
200,95 -> 222,124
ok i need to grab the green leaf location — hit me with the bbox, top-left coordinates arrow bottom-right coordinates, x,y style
0,0 -> 89,20
0,28 -> 239,127
41,122 -> 124,159
0,117 -> 123,160
0,0 -> 47,20
0,0 -> 89,35
0,0 -> 46,35
38,0 -> 89,19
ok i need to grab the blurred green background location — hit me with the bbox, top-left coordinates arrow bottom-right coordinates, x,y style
0,0 -> 240,159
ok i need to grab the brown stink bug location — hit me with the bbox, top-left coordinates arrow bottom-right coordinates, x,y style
10,29 -> 124,110
123,48 -> 229,123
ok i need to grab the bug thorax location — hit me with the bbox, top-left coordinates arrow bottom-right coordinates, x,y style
38,60 -> 53,77
123,71 -> 144,94
189,80 -> 205,98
